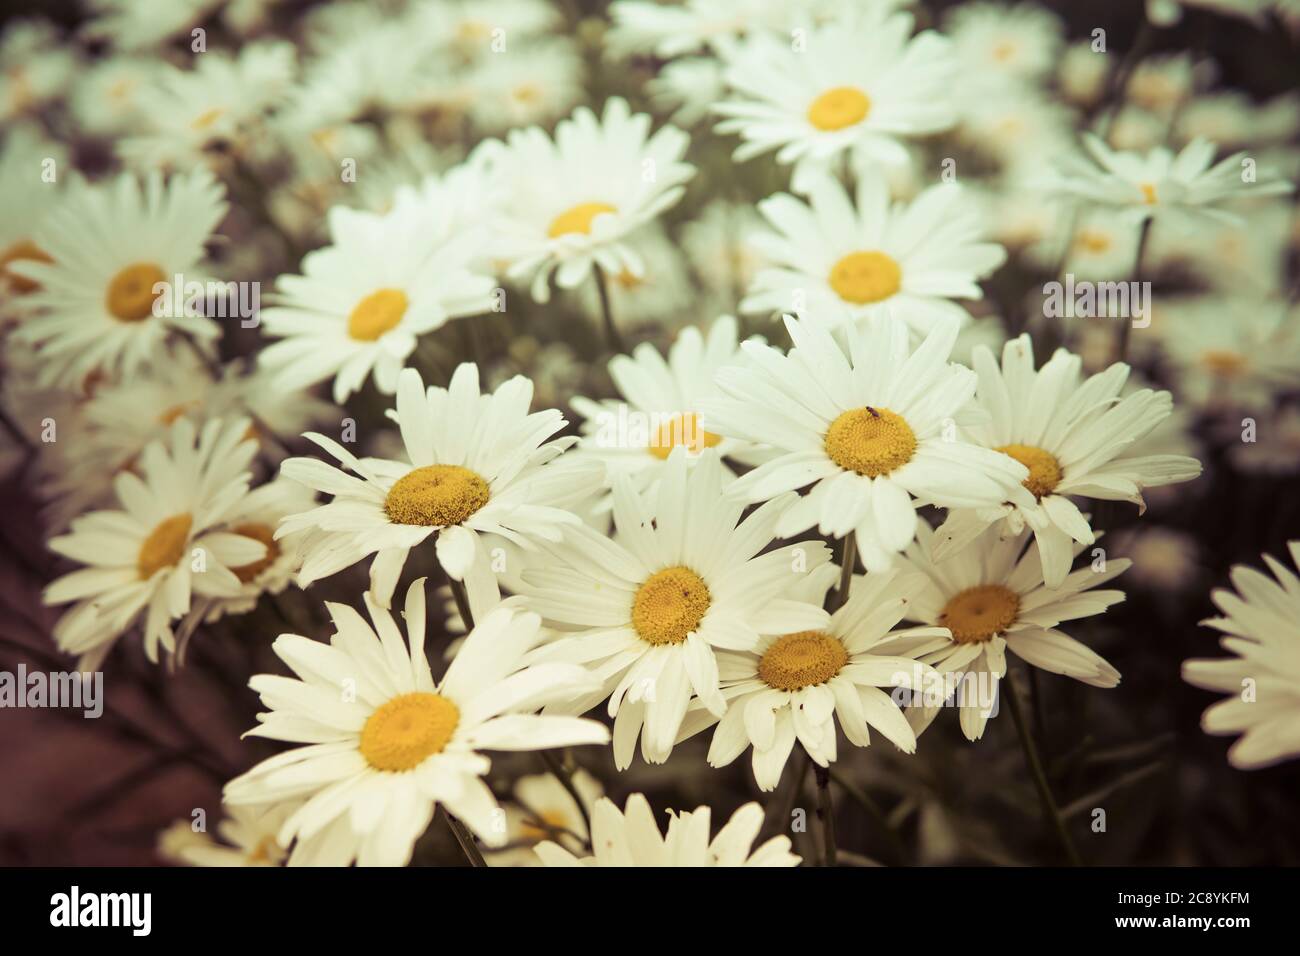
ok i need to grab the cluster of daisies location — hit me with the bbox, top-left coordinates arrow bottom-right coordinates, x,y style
2,0 -> 1298,867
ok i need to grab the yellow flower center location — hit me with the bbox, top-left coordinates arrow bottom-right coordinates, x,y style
1200,349 -> 1248,378
996,443 -> 1063,499
1139,182 -> 1158,205
991,40 -> 1018,63
757,631 -> 848,691
138,513 -> 193,579
518,809 -> 570,844
245,835 -> 281,865
359,692 -> 460,772
1074,230 -> 1112,254
228,522 -> 280,584
384,464 -> 490,527
0,239 -> 52,294
631,566 -> 711,646
807,86 -> 871,131
939,584 -> 1020,644
824,407 -> 917,477
106,263 -> 166,322
648,412 -> 723,460
548,202 -> 617,239
347,288 -> 408,341
828,251 -> 902,305
190,106 -> 227,131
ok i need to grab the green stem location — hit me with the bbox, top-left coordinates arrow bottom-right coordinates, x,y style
448,574 -> 475,631
592,263 -> 625,354
828,768 -> 907,866
1005,675 -> 1083,866
443,809 -> 487,867
539,749 -> 592,845
813,764 -> 838,867
829,534 -> 856,612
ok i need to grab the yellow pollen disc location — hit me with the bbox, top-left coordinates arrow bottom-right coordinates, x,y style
828,251 -> 902,305
807,86 -> 871,131
246,836 -> 280,864
519,808 -> 570,844
939,584 -> 1020,644
547,202 -> 617,239
138,513 -> 193,579
347,288 -> 408,341
758,631 -> 849,691
991,41 -> 1018,63
824,407 -> 917,477
190,106 -> 227,131
648,412 -> 723,460
1200,349 -> 1248,378
632,566 -> 711,646
384,464 -> 489,527
1074,230 -> 1112,255
513,83 -> 542,104
614,269 -> 643,290
1139,182 -> 1158,205
106,262 -> 166,322
996,443 -> 1063,499
0,239 -> 52,293
228,522 -> 280,584
359,692 -> 459,772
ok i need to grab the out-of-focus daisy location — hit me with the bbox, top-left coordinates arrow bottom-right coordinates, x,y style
0,127 -> 66,309
279,365 -> 594,608
698,315 -> 1032,572
117,42 -> 296,171
742,174 -> 1006,335
1027,207 -> 1142,282
534,793 -> 800,867
1155,296 -> 1300,410
1146,0 -> 1277,28
463,37 -> 584,133
485,770 -> 602,867
67,57 -> 156,138
681,199 -> 769,308
714,8 -> 955,181
223,580 -> 610,866
1151,205 -> 1291,295
896,522 -> 1126,742
944,2 -> 1064,90
0,20 -> 77,121
1058,41 -> 1110,107
12,168 -> 228,388
202,478 -> 316,622
573,224 -> 693,327
956,86 -> 1075,178
159,803 -> 293,867
1228,405 -> 1300,474
86,0 -> 225,51
934,334 -> 1202,586
647,56 -> 726,126
43,417 -> 262,669
1124,54 -> 1202,118
1175,91 -> 1300,150
685,567 -> 943,790
493,97 -> 694,302
258,199 -> 495,403
521,449 -> 831,769
570,315 -> 754,504
605,0 -> 832,59
1048,135 -> 1294,226
1109,526 -> 1201,593
1182,542 -> 1300,769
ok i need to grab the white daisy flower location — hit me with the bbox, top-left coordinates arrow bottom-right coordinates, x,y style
462,37 -> 584,133
685,567 -> 944,791
1058,41 -> 1111,107
11,168 -> 228,388
944,2 -> 1064,89
159,803 -> 293,867
933,334 -> 1203,587
573,223 -> 693,328
258,198 -> 496,403
0,126 -> 66,310
713,8 -> 956,182
43,417 -> 263,669
605,0 -> 816,60
1182,542 -> 1300,769
520,448 -> 832,769
1155,296 -> 1300,411
485,769 -> 603,867
680,199 -> 770,309
698,314 -> 1033,572
493,97 -> 694,303
570,315 -> 756,505
1027,207 -> 1142,284
0,19 -> 77,121
279,365 -> 595,609
86,0 -> 224,51
896,521 -> 1127,742
67,56 -> 157,138
647,56 -> 726,127
535,793 -> 800,867
117,42 -> 296,172
202,477 -> 317,622
742,173 -> 1006,336
1048,134 -> 1294,226
223,579 -> 610,866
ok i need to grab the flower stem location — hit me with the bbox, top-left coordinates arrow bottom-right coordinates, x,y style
449,575 -> 475,631
829,534 -> 856,612
442,808 -> 487,867
592,263 -> 625,354
828,768 -> 907,866
813,764 -> 838,867
1004,675 -> 1083,866
539,749 -> 592,845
